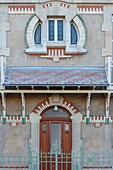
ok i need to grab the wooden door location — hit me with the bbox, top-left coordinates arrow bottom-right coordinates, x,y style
40,107 -> 72,170
40,120 -> 72,153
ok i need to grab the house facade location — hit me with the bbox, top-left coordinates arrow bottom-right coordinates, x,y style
0,0 -> 113,165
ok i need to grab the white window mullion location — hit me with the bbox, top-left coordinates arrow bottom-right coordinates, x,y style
55,20 -> 57,41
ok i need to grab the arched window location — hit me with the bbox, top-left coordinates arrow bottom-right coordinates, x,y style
34,24 -> 41,44
71,23 -> 77,45
43,107 -> 69,118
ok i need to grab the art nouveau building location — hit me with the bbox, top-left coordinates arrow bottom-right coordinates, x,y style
0,0 -> 113,159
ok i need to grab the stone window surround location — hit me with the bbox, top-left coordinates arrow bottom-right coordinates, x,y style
25,3 -> 87,55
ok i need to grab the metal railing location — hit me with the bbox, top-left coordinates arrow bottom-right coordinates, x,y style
0,143 -> 113,169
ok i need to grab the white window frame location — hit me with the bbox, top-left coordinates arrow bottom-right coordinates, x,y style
47,18 -> 65,42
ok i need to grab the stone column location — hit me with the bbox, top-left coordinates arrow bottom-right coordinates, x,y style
30,112 -> 42,152
29,112 -> 42,170
70,112 -> 82,170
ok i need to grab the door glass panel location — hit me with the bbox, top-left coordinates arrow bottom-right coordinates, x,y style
43,108 -> 68,118
50,123 -> 61,152
65,123 -> 69,131
42,123 -> 47,131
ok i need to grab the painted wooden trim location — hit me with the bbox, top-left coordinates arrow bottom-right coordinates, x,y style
0,90 -> 112,94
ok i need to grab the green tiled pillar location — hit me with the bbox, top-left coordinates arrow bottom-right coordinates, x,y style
2,117 -> 6,124
105,117 -> 109,125
86,117 -> 90,125
22,117 -> 26,124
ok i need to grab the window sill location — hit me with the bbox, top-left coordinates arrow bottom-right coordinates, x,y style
66,45 -> 87,54
25,44 -> 87,55
25,45 -> 47,54
47,41 -> 65,47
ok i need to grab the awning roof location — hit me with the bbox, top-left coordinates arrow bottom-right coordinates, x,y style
4,66 -> 108,86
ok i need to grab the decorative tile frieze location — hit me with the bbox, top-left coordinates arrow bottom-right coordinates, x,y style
60,3 -> 70,8
32,99 -> 51,115
0,116 -> 30,126
82,115 -> 113,125
42,3 -> 52,8
32,95 -> 79,117
62,99 -> 79,115
8,5 -> 103,15
25,14 -> 39,48
78,6 -> 103,14
8,6 -> 35,14
41,48 -> 71,61
1,115 -> 113,126
73,15 -> 87,48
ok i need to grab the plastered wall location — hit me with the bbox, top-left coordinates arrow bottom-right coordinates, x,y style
82,123 -> 113,152
0,93 -> 108,115
7,7 -> 105,66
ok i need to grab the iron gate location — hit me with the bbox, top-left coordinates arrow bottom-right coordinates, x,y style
0,143 -> 113,169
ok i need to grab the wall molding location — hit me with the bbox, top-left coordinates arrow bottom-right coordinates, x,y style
8,5 -> 103,15
0,115 -> 113,126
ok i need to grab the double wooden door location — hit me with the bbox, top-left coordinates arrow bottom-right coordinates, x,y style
40,120 -> 72,153
40,108 -> 72,170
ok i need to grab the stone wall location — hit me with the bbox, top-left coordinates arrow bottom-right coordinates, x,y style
1,121 -> 113,153
82,123 -> 113,152
2,123 -> 30,153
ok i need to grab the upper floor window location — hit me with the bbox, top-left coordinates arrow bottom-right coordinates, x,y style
34,23 -> 41,44
71,23 -> 77,45
25,14 -> 87,55
48,19 -> 64,41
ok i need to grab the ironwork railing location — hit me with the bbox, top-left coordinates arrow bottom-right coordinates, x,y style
0,151 -> 29,169
0,143 -> 113,169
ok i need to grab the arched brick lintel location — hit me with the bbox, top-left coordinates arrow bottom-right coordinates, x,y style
32,95 -> 80,116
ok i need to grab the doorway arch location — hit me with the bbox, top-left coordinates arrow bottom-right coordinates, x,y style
30,94 -> 82,159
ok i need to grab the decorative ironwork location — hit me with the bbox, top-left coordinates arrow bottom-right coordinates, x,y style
0,143 -> 113,169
